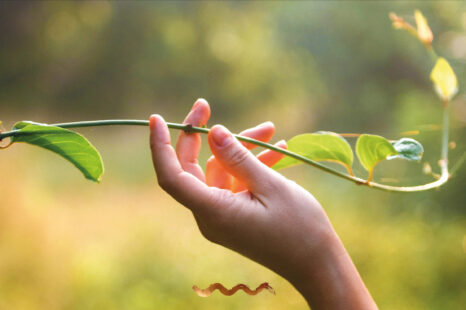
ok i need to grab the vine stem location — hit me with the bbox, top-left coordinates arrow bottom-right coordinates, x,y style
0,109 -> 451,193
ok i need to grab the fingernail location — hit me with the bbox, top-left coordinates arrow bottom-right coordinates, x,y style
149,114 -> 158,130
211,125 -> 233,147
258,121 -> 274,128
157,115 -> 167,129
191,102 -> 200,111
151,114 -> 166,133
276,139 -> 287,149
192,98 -> 207,111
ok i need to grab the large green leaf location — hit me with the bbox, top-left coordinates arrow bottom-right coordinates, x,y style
272,132 -> 353,174
11,121 -> 104,182
356,134 -> 398,176
390,138 -> 423,161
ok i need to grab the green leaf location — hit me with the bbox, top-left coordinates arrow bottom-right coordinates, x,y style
356,134 -> 398,179
11,121 -> 104,182
272,132 -> 353,174
389,138 -> 423,161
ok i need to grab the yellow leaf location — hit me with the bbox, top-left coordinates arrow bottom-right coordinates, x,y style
414,10 -> 433,45
430,58 -> 458,102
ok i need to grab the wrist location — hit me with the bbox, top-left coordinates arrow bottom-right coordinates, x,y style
288,223 -> 377,309
287,222 -> 343,289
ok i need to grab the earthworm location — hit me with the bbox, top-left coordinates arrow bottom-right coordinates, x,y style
192,282 -> 275,297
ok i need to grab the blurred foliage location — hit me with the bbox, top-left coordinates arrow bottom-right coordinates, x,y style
0,1 -> 465,310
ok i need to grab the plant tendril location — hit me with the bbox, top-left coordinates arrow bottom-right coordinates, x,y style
0,109 -> 451,193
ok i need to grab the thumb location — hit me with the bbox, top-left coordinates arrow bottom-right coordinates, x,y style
208,125 -> 278,195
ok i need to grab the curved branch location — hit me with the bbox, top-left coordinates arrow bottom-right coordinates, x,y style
0,108 -> 451,193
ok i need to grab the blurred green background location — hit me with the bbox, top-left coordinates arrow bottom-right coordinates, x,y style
0,1 -> 465,309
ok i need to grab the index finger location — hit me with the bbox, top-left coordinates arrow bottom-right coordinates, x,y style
238,121 -> 275,150
175,99 -> 211,181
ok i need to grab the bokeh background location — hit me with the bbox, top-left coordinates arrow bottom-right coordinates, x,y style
0,1 -> 465,309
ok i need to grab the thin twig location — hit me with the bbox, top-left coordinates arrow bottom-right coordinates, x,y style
0,111 -> 451,193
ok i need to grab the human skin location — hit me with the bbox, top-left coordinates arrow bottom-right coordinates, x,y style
149,99 -> 377,309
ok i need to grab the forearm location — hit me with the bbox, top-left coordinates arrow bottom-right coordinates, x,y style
290,230 -> 377,309
149,102 -> 376,308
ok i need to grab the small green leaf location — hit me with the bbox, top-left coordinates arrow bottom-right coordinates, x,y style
272,132 -> 353,174
389,138 -> 423,161
11,121 -> 104,182
356,134 -> 398,180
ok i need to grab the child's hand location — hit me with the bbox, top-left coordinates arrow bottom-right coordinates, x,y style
149,99 -> 377,309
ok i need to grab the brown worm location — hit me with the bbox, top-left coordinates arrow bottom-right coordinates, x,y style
192,282 -> 275,297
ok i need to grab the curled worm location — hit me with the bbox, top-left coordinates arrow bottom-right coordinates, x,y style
192,282 -> 275,297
